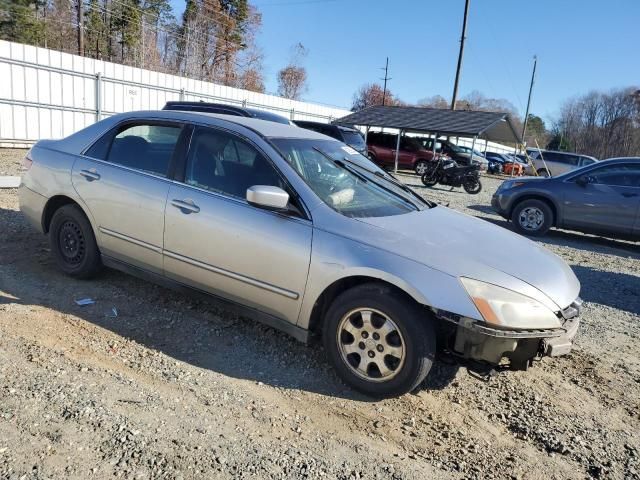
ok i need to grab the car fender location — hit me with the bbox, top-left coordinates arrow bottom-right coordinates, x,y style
23,144 -> 100,238
510,189 -> 562,225
296,228 -> 480,329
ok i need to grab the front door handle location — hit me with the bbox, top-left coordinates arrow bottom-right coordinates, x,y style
622,192 -> 638,198
171,199 -> 200,214
79,169 -> 100,181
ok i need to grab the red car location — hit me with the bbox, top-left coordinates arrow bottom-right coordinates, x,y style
367,132 -> 442,175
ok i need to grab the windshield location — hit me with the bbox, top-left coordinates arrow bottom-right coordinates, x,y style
270,138 -> 426,218
340,130 -> 366,150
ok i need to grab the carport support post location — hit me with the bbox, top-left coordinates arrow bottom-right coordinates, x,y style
471,135 -> 477,159
432,132 -> 438,157
394,129 -> 402,174
364,126 -> 369,144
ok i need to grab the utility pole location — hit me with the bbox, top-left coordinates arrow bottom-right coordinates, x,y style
451,0 -> 470,110
380,57 -> 391,106
521,55 -> 538,143
76,0 -> 84,56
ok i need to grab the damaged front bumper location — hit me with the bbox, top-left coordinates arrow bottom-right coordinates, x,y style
437,298 -> 581,371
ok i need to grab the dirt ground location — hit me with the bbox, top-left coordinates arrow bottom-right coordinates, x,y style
1,148 -> 639,480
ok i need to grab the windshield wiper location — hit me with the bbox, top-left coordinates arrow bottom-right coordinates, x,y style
335,155 -> 435,208
312,147 -> 421,210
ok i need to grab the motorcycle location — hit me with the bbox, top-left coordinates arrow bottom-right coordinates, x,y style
420,158 -> 482,194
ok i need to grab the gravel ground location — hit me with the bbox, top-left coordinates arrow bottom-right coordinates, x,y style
1,148 -> 639,480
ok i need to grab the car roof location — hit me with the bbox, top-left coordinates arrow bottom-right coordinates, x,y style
295,120 -> 360,133
156,110 -> 330,140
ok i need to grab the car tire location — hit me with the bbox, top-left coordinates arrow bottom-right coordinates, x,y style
414,160 -> 429,176
322,283 -> 436,398
367,152 -> 377,163
49,204 -> 102,279
537,168 -> 550,177
511,199 -> 553,237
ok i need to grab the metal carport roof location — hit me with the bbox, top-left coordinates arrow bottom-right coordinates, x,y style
333,105 -> 522,144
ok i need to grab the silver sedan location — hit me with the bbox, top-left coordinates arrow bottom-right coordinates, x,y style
19,110 -> 581,397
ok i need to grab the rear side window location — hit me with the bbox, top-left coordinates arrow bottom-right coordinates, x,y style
545,152 -> 578,165
89,123 -> 183,177
112,124 -> 182,177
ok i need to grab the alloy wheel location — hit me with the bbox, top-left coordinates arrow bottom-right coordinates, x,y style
336,308 -> 406,382
518,206 -> 545,231
415,162 -> 428,175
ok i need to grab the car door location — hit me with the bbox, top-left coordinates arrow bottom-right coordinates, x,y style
162,125 -> 313,324
72,121 -> 184,274
561,163 -> 640,236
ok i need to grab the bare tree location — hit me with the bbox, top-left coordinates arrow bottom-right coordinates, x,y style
417,95 -> 448,109
351,83 -> 403,111
550,87 -> 640,157
277,43 -> 308,100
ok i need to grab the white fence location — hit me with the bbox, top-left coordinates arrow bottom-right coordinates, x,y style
0,40 -> 514,154
0,40 -> 351,147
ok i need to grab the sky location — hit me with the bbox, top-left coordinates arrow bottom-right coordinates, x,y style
174,0 -> 639,124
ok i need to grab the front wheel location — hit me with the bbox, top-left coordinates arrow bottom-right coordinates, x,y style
511,199 -> 553,237
421,166 -> 439,187
463,177 -> 482,194
323,283 -> 436,398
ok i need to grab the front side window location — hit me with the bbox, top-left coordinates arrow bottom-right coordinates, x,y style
587,164 -> 640,187
93,123 -> 182,177
271,138 -> 424,218
185,127 -> 285,199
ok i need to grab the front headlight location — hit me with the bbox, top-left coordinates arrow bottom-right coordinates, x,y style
500,180 -> 526,191
460,277 -> 562,330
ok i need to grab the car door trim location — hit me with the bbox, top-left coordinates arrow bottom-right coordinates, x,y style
99,227 -> 163,253
163,249 -> 300,300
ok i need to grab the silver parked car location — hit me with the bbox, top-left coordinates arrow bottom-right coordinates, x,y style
492,157 -> 640,239
525,149 -> 598,177
19,110 -> 581,397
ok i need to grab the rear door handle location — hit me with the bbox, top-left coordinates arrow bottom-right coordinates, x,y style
622,192 -> 638,198
171,199 -> 200,214
79,169 -> 100,181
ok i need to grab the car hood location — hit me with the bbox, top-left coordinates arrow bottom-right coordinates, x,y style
355,206 -> 580,311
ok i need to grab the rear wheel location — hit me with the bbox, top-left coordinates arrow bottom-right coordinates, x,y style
511,199 -> 553,237
49,204 -> 102,278
414,160 -> 429,176
323,283 -> 436,398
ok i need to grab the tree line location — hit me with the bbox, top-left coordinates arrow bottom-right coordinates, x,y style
0,0 -> 309,98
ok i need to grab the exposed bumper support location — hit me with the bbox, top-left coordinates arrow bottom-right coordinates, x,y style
436,298 -> 581,368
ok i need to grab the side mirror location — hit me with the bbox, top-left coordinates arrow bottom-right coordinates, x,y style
576,175 -> 594,187
246,185 -> 290,210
